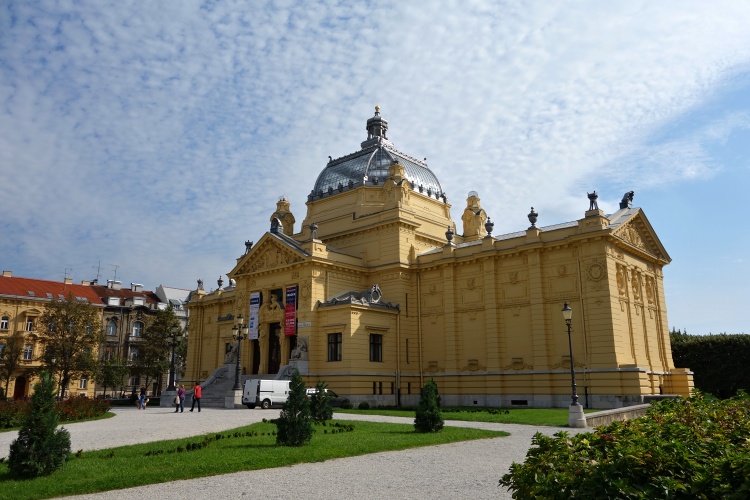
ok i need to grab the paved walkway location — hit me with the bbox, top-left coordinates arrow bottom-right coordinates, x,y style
0,407 -> 590,499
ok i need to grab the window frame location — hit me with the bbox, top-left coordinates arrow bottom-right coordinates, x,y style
25,318 -> 34,332
23,343 -> 34,360
369,333 -> 383,362
131,321 -> 144,337
327,332 -> 342,362
106,320 -> 117,336
0,316 -> 9,330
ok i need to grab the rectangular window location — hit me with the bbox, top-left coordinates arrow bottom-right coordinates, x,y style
79,377 -> 87,389
0,342 -> 5,354
327,333 -> 342,362
23,344 -> 33,360
378,381 -> 383,395
0,316 -> 8,330
25,318 -> 34,332
369,334 -> 383,362
406,338 -> 409,364
407,382 -> 411,395
391,382 -> 394,394
129,346 -> 139,361
373,382 -> 377,395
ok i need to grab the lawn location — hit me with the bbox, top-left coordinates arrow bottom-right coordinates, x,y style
0,420 -> 508,499
336,407 -> 592,427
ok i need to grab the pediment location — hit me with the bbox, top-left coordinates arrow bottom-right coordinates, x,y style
232,235 -> 306,276
611,210 -> 670,263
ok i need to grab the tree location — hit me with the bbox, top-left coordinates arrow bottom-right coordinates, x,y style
0,330 -> 25,400
132,307 -> 178,391
309,379 -> 333,423
275,369 -> 313,446
414,379 -> 444,433
40,294 -> 104,397
8,372 -> 71,478
94,356 -> 129,397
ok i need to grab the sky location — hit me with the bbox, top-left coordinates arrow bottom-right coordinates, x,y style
1,1 -> 748,335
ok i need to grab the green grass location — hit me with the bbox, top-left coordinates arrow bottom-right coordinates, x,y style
0,420 -> 507,499
336,407 -> 593,426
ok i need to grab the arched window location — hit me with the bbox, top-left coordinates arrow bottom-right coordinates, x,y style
106,320 -> 117,336
132,321 -> 144,337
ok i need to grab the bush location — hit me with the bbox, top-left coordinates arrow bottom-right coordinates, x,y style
358,401 -> 370,410
500,391 -> 750,498
309,380 -> 333,423
414,379 -> 443,433
0,396 -> 110,429
8,373 -> 71,478
671,332 -> 750,398
275,370 -> 313,447
340,401 -> 353,409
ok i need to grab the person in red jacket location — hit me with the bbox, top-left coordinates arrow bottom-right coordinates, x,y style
190,383 -> 202,412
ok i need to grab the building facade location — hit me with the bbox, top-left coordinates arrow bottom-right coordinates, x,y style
0,271 -> 104,399
185,108 -> 693,409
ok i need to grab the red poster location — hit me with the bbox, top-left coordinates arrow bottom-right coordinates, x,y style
284,286 -> 297,336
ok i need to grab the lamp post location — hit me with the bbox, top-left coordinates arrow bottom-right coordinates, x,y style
562,303 -> 579,405
562,302 -> 586,428
232,314 -> 249,391
167,325 -> 183,392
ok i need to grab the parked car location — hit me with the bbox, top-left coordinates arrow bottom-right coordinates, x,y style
306,388 -> 350,407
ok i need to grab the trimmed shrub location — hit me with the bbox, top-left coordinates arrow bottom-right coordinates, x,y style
358,401 -> 370,410
275,370 -> 313,446
671,332 -> 750,398
500,391 -> 750,498
414,379 -> 443,433
309,380 -> 333,423
8,373 -> 71,478
340,401 -> 353,409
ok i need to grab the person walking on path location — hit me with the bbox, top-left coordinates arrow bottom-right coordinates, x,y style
190,383 -> 202,412
138,386 -> 147,410
175,385 -> 186,413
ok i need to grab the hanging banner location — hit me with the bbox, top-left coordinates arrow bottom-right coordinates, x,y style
248,292 -> 261,340
284,286 -> 297,337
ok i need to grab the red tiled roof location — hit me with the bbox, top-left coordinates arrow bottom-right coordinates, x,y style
0,275 -> 105,305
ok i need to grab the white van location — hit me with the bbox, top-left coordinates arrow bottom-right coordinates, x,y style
242,379 -> 291,409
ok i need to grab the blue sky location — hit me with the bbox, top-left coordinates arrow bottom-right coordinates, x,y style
1,1 -> 748,334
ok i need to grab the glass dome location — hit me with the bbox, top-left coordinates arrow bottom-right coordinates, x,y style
310,108 -> 445,202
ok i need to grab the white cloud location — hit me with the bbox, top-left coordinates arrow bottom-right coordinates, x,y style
1,1 -> 750,332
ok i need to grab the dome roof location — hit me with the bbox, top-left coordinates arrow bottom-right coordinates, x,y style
310,108 -> 445,202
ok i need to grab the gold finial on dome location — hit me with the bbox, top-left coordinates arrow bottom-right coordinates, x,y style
375,104 -> 380,113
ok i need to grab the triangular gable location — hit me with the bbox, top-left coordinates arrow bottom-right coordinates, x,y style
231,233 -> 307,277
609,208 -> 670,263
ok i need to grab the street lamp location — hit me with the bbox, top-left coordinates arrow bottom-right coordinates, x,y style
562,302 -> 578,405
562,302 -> 586,428
167,325 -> 183,392
232,314 -> 249,391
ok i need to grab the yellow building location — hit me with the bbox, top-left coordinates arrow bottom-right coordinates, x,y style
185,108 -> 692,409
0,271 -> 104,399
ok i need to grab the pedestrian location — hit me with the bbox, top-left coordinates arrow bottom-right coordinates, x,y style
138,386 -> 147,410
175,384 -> 186,413
190,382 -> 202,412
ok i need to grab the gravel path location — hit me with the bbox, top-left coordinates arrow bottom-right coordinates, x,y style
0,407 -> 590,499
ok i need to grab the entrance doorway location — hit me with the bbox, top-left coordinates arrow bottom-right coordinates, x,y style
13,375 -> 27,400
268,323 -> 281,374
252,339 -> 260,374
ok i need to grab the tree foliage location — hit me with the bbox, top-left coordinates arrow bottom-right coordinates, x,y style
275,369 -> 313,446
670,332 -> 750,398
0,330 -> 25,400
132,306 -> 179,389
8,372 -> 71,478
40,295 -> 104,396
94,356 -> 129,397
414,379 -> 444,433
309,379 -> 333,423
500,392 -> 750,498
